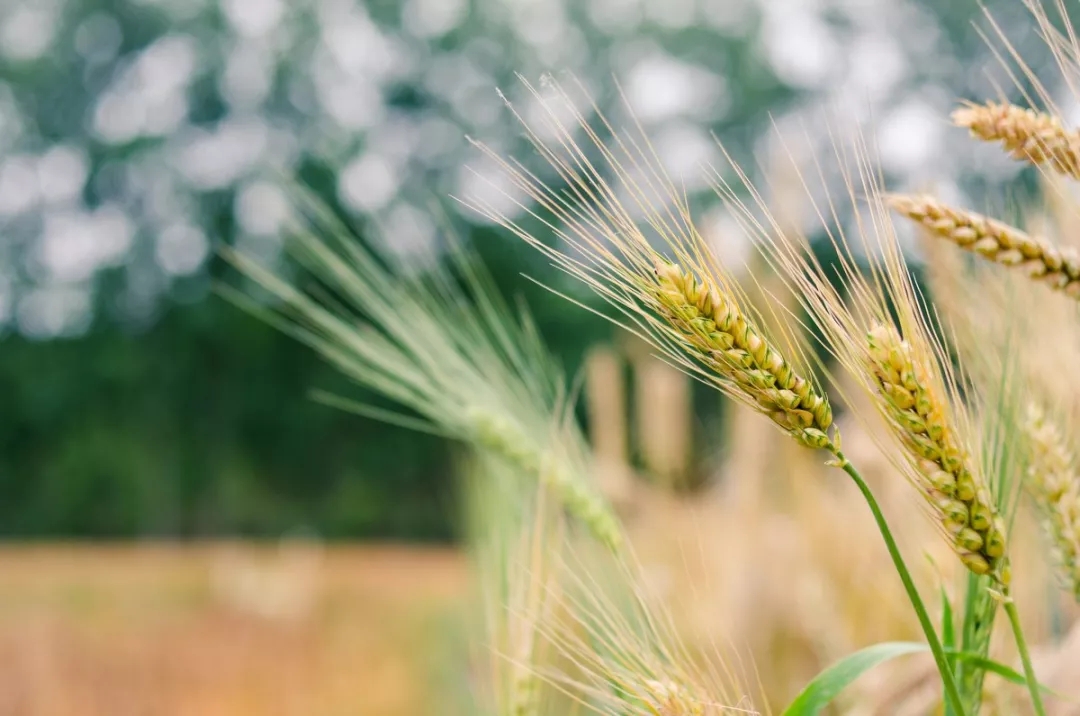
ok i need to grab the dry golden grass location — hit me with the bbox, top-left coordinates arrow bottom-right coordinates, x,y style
0,544 -> 465,716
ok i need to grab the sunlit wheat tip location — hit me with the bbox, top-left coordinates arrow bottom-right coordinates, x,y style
652,260 -> 833,450
888,194 -> 1080,300
1022,404 -> 1080,601
952,101 -> 1080,179
866,322 -> 1008,583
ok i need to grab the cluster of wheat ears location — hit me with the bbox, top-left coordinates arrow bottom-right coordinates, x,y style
227,3 -> 1080,714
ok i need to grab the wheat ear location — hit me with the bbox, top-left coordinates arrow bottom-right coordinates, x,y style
1022,404 -> 1080,601
652,260 -> 834,450
866,323 -> 1009,584
888,194 -> 1080,300
953,101 -> 1080,179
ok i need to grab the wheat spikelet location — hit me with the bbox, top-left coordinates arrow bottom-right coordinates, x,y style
953,101 -> 1080,179
888,194 -> 1080,300
866,322 -> 1009,585
1022,404 -> 1080,601
651,261 -> 833,449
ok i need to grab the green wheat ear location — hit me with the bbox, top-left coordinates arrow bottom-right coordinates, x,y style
224,187 -> 622,552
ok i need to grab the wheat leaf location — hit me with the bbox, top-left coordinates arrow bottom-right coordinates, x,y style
781,642 -> 927,716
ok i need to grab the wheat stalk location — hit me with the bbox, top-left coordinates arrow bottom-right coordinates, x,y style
1022,404 -> 1080,601
866,322 -> 1010,585
467,458 -> 558,716
888,194 -> 1080,300
952,101 -> 1080,179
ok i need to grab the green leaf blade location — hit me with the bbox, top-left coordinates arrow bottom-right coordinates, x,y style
781,642 -> 927,716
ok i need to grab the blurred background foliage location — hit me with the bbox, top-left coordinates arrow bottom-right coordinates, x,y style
0,0 -> 1065,539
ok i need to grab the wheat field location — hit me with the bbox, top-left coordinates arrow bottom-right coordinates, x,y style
0,544 -> 464,716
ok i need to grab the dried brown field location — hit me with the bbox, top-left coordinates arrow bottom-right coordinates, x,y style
0,543 -> 466,716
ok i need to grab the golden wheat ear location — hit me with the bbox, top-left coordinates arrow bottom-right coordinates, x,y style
651,260 -> 833,450
953,101 -> 1080,179
887,193 -> 1080,300
466,75 -> 836,453
866,322 -> 1009,583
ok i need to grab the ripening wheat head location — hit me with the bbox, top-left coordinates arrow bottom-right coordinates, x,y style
953,101 -> 1080,179
943,246 -> 1080,602
887,194 -> 1080,301
467,75 -> 834,451
968,0 -> 1080,185
224,192 -> 621,550
726,137 -> 1012,586
863,321 -> 1008,580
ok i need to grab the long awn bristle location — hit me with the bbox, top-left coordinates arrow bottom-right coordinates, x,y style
866,322 -> 1009,585
952,101 -> 1080,179
888,193 -> 1080,300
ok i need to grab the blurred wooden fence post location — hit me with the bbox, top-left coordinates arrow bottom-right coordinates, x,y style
630,350 -> 692,491
585,345 -> 633,503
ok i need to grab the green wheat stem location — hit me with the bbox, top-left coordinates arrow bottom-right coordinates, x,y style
835,452 -> 967,716
958,574 -> 995,713
1004,597 -> 1048,716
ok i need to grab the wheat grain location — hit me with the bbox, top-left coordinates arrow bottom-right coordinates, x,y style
953,101 -> 1080,179
1022,404 -> 1080,601
652,260 -> 833,450
888,194 -> 1080,300
866,322 -> 1009,585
